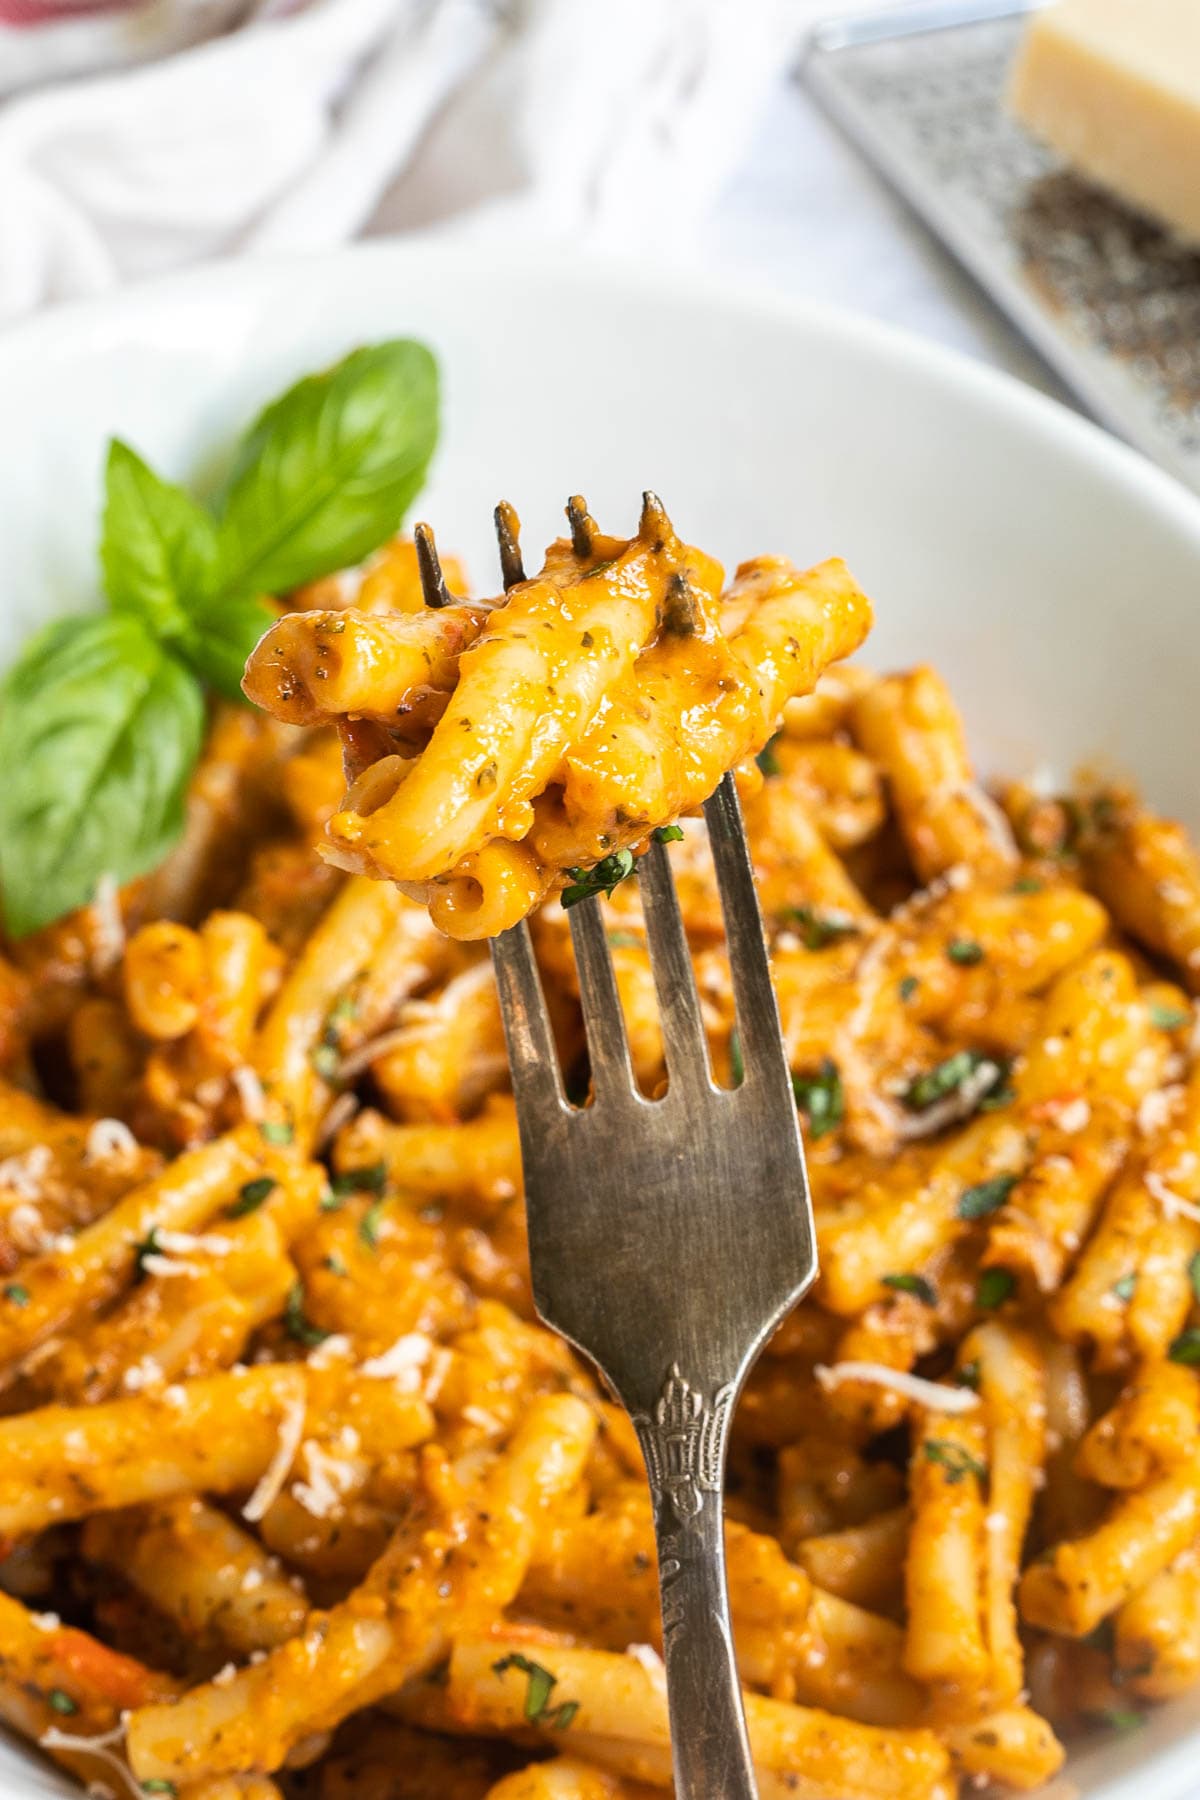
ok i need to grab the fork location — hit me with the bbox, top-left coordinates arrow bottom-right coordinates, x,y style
489,761 -> 817,1800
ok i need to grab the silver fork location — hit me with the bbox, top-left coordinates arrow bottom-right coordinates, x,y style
489,774 -> 817,1800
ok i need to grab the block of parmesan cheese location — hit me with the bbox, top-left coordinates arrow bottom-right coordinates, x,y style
1010,0 -> 1200,246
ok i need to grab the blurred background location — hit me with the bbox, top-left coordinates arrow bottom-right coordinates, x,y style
1,0 -> 1195,484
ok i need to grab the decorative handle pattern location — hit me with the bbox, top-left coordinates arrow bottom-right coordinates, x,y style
632,1365 -> 758,1800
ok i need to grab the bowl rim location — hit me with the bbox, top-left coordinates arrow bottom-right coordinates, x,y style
3,235 -> 1200,555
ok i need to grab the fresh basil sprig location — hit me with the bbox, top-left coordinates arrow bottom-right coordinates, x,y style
214,340 -> 438,598
0,616 -> 204,938
0,339 -> 438,937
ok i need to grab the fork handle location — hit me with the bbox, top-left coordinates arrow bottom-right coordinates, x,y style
646,1458 -> 758,1797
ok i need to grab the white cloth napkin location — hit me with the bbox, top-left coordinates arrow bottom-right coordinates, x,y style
0,0 -> 820,323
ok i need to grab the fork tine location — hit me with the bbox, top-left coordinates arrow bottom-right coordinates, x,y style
637,838 -> 713,1094
568,898 -> 636,1103
566,495 -> 597,560
489,923 -> 568,1116
414,522 -> 453,608
704,774 -> 790,1087
494,501 -> 526,589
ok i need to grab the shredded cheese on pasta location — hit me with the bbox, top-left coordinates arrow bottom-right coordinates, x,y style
242,1393 -> 307,1523
815,1362 -> 980,1414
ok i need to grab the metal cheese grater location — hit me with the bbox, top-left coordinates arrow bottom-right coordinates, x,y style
804,0 -> 1200,494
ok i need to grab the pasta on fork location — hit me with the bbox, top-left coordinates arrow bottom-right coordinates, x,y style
243,495 -> 873,937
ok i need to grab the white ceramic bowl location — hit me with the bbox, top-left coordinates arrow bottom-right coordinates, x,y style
1,243 -> 1199,1800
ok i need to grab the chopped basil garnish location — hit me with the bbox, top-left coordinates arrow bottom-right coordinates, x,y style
1113,1273 -> 1137,1303
1100,1707 -> 1144,1735
782,904 -> 860,951
1151,1003 -> 1190,1032
945,938 -> 985,967
47,1689 -> 77,1716
904,1048 -> 1000,1112
3,1284 -> 29,1307
228,1175 -> 276,1217
311,1041 -> 341,1081
561,849 -> 635,908
359,1197 -> 388,1250
260,1119 -> 293,1145
756,733 -> 782,777
924,1440 -> 987,1486
330,1163 -> 387,1201
957,1173 -> 1019,1221
1169,1328 -> 1200,1366
492,1652 -> 579,1729
976,1268 -> 1015,1309
881,1272 -> 936,1307
652,824 -> 684,844
132,1225 -> 161,1281
284,1281 -> 328,1347
793,1058 -> 844,1140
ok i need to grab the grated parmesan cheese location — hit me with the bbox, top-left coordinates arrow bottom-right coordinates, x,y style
422,1346 -> 454,1402
0,1145 -> 52,1201
626,1642 -> 667,1692
291,1439 -> 359,1518
306,1333 -> 353,1369
896,1059 -> 1005,1142
230,1065 -> 266,1122
1138,1089 -> 1177,1139
360,1333 -> 432,1389
242,1393 -> 306,1523
814,1362 -> 979,1414
1146,1170 -> 1200,1224
6,1200 -> 49,1253
121,1358 -> 164,1394
40,1721 -> 134,1800
315,1089 -> 359,1150
462,1404 -> 505,1433
153,1229 -> 232,1257
84,1118 -> 138,1164
240,1567 -> 263,1593
1054,1097 -> 1091,1135
334,1026 -> 415,1084
88,874 -> 125,978
138,1253 -> 205,1280
212,1661 -> 237,1687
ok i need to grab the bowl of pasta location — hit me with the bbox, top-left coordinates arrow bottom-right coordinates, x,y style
1,241 -> 1200,1800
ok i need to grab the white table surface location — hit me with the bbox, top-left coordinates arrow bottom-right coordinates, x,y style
706,57 -> 1069,407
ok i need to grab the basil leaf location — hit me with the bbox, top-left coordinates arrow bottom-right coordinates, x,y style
215,340 -> 439,598
101,439 -> 218,643
182,591 -> 277,704
0,615 -> 203,937
101,439 -> 275,704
